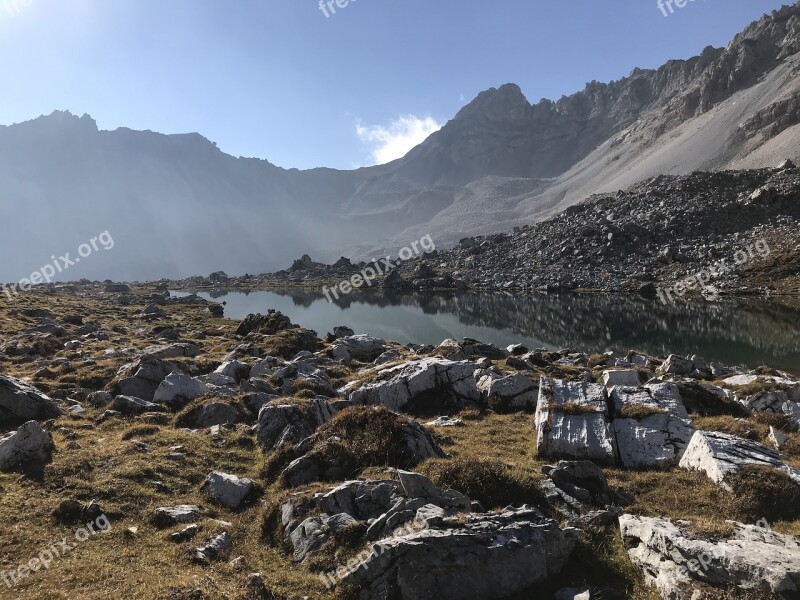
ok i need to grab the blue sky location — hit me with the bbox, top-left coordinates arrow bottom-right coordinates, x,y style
0,0 -> 791,169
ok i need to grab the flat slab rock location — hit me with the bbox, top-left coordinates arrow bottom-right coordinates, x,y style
346,357 -> 482,411
620,514 -> 800,599
535,377 -> 617,465
342,506 -> 579,600
679,430 -> 800,486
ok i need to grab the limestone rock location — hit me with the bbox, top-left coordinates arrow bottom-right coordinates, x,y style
0,421 -> 53,471
477,373 -> 538,411
256,398 -> 336,449
679,430 -> 800,487
112,395 -> 165,415
620,514 -> 800,599
610,382 -> 695,469
115,355 -> 180,402
342,506 -> 579,600
347,357 -> 482,411
0,376 -> 62,426
330,335 -> 389,362
203,471 -> 254,509
153,372 -> 209,409
534,377 -> 616,465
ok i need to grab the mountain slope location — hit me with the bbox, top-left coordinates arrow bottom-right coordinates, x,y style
1,4 -> 799,281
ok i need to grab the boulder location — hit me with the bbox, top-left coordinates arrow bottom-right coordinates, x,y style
347,358 -> 482,411
620,514 -> 800,599
194,403 -> 238,428
0,421 -> 53,471
329,335 -> 389,362
477,373 -> 538,411
601,369 -> 641,388
610,382 -> 695,469
534,378 -> 617,465
214,360 -> 250,382
256,398 -> 336,449
679,430 -> 800,487
656,355 -> 693,377
235,311 -> 294,336
540,460 -> 617,517
142,343 -> 200,359
0,376 -> 62,426
203,471 -> 254,509
153,373 -> 209,409
281,475 -> 472,561
341,506 -> 579,600
115,355 -> 180,402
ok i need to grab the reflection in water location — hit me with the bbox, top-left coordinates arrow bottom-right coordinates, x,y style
182,289 -> 800,372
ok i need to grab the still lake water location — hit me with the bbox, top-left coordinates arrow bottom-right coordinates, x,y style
172,289 -> 800,373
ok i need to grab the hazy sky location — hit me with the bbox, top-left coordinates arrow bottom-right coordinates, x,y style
0,0 -> 791,169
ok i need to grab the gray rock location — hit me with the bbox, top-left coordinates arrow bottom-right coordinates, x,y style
153,505 -> 203,527
195,532 -> 232,563
255,398 -> 336,449
142,343 -> 200,359
601,369 -> 641,388
153,372 -> 209,409
656,355 -> 693,377
346,357 -> 482,411
203,471 -> 253,509
610,382 -> 695,469
534,377 -> 617,465
0,376 -> 62,426
195,403 -> 238,428
330,335 -> 389,362
620,514 -> 800,599
0,421 -> 53,471
477,373 -> 538,410
679,430 -> 800,487
116,355 -> 180,402
425,415 -> 464,427
342,506 -> 579,600
112,395 -> 165,415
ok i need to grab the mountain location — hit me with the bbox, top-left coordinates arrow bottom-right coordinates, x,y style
1,4 -> 799,282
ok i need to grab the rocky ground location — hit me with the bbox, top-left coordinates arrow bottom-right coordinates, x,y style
171,164 -> 800,300
0,286 -> 799,599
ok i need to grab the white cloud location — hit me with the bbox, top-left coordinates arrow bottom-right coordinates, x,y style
356,115 -> 442,165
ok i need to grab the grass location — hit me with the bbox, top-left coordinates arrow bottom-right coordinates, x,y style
1,287 -> 799,599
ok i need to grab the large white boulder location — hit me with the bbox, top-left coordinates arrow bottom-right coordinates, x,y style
679,430 -> 800,486
534,378 -> 617,465
610,382 -> 695,469
330,335 -> 389,362
153,372 -> 209,409
601,369 -> 641,389
203,471 -> 253,509
347,358 -> 481,412
620,514 -> 800,599
0,421 -> 53,471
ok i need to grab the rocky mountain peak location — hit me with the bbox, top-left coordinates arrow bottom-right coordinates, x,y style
454,83 -> 530,124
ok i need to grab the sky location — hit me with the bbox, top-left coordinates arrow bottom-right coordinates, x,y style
0,0 -> 792,170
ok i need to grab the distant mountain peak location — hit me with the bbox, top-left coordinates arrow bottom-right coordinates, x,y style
454,83 -> 530,122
